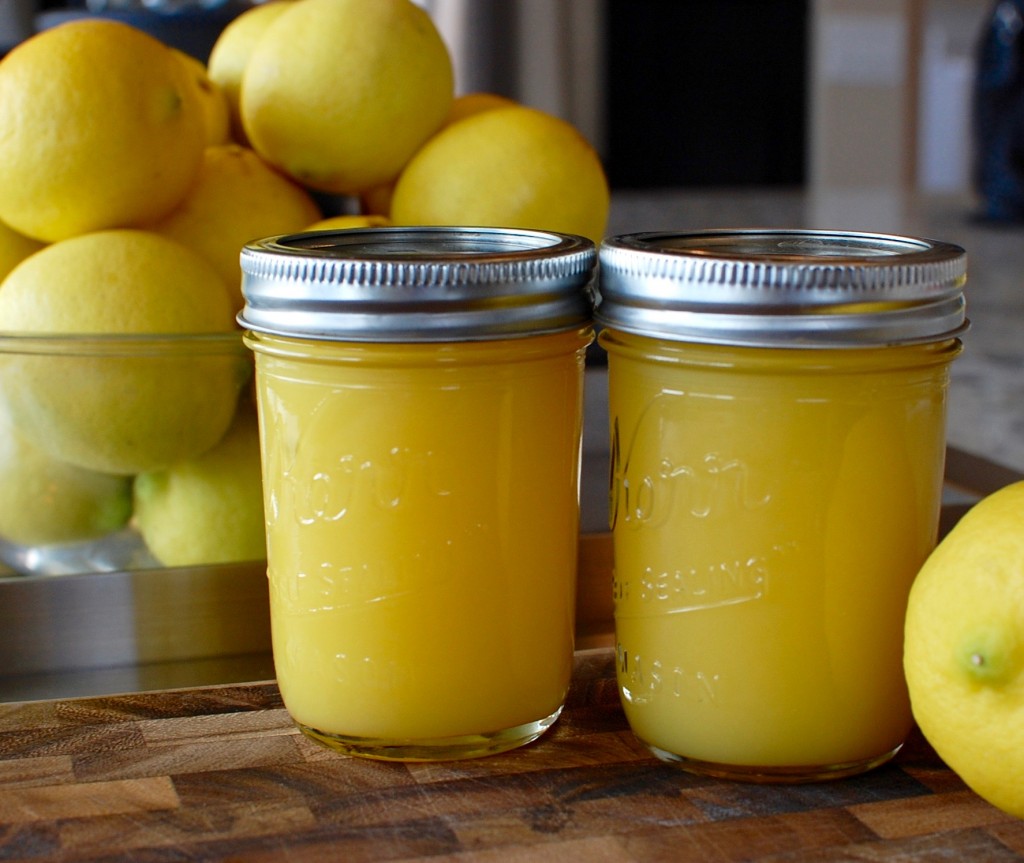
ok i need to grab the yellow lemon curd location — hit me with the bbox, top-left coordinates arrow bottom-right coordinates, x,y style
247,328 -> 591,758
603,331 -> 960,779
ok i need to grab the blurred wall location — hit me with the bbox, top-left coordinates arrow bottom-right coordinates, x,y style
807,0 -> 922,229
422,0 -> 605,152
0,0 -> 35,54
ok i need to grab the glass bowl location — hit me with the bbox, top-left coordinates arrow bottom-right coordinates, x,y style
0,331 -> 254,576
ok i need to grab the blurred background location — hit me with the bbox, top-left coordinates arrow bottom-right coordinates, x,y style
0,0 -> 1001,221
3,0 -> 1023,504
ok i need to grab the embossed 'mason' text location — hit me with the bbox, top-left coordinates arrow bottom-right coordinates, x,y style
617,646 -> 720,705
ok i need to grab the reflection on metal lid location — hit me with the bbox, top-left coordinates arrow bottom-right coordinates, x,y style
238,226 -> 597,342
595,228 -> 968,347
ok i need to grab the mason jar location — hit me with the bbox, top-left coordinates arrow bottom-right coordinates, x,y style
239,226 -> 596,761
595,229 -> 968,782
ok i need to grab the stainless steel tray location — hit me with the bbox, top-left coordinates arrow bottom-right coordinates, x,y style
0,560 -> 273,702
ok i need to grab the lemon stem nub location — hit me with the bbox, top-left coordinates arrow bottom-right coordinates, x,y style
958,627 -> 1017,685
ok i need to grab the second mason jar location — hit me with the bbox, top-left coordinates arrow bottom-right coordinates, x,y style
239,227 -> 596,761
595,229 -> 968,782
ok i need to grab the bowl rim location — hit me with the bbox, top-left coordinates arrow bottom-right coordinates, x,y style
0,330 -> 246,357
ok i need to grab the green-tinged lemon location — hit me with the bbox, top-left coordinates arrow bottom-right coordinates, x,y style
134,405 -> 265,566
0,399 -> 131,545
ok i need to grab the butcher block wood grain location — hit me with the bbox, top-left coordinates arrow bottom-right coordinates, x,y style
1,649 -> 1021,862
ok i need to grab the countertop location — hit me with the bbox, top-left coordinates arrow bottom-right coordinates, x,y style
2,648 -> 1022,862
2,188 -> 1023,858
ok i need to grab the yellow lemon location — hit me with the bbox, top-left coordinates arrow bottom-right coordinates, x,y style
240,0 -> 453,194
904,480 -> 1024,818
304,214 -> 390,231
173,49 -> 231,146
390,105 -> 610,243
357,92 -> 514,217
0,229 -> 234,333
0,230 -> 247,475
0,399 -> 132,546
134,404 -> 265,566
0,218 -> 45,283
149,144 -> 322,311
0,19 -> 206,242
207,0 -> 295,144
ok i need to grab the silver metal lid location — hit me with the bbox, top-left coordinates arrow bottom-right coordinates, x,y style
595,229 -> 968,347
238,226 -> 596,342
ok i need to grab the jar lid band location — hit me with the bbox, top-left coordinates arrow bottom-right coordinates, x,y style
238,226 -> 596,342
595,229 -> 968,347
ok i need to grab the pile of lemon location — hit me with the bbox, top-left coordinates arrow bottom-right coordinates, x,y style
0,0 -> 610,568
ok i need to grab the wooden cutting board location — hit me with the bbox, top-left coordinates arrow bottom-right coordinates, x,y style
1,648 -> 1021,862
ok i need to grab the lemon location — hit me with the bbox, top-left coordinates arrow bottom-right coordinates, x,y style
390,105 -> 610,242
0,229 -> 234,333
0,230 -> 246,475
149,144 -> 321,310
207,0 -> 295,144
0,218 -> 44,283
0,19 -> 206,243
240,0 -> 454,194
304,214 -> 390,231
0,399 -> 131,546
134,405 -> 265,566
173,49 -> 231,146
904,480 -> 1024,818
357,92 -> 514,217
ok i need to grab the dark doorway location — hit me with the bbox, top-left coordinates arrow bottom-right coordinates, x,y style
604,1 -> 809,189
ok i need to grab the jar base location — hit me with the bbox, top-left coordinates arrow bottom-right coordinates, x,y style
297,707 -> 563,762
644,741 -> 903,784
